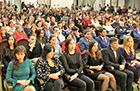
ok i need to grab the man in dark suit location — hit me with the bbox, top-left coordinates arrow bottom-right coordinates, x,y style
103,37 -> 134,91
95,28 -> 110,50
43,22 -> 53,40
78,29 -> 94,52
25,35 -> 42,63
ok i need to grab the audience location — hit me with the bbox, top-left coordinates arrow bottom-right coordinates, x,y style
1,1 -> 140,90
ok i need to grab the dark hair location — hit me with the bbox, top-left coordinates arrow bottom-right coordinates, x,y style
83,29 -> 90,35
65,38 -> 73,56
5,35 -> 16,56
28,34 -> 36,39
72,26 -> 79,31
37,29 -> 44,38
7,35 -> 16,49
53,26 -> 59,31
65,33 -> 74,40
88,24 -> 95,28
8,21 -> 13,26
88,40 -> 102,60
36,21 -> 41,27
109,37 -> 118,44
49,34 -> 56,43
50,22 -> 55,26
13,45 -> 27,70
41,44 -> 55,60
98,27 -> 106,33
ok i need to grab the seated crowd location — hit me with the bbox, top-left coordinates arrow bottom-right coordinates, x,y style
1,1 -> 140,91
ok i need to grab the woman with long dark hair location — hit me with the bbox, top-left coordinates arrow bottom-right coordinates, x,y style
83,40 -> 116,91
2,35 -> 16,73
36,44 -> 65,91
36,29 -> 47,48
6,45 -> 36,91
61,38 -> 95,91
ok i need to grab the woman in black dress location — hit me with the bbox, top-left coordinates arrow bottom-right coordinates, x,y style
83,40 -> 116,91
61,38 -> 95,91
2,35 -> 16,74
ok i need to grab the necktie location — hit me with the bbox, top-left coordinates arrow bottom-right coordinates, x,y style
103,37 -> 107,44
57,37 -> 61,44
46,30 -> 50,39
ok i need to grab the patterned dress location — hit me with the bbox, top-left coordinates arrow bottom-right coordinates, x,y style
35,57 -> 65,90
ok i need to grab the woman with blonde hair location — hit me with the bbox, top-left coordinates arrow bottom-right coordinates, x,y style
0,27 -> 9,42
120,36 -> 140,89
13,25 -> 28,41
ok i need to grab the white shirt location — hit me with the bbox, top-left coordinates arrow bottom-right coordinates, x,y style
111,47 -> 117,59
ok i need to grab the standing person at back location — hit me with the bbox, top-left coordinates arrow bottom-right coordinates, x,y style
103,37 -> 134,91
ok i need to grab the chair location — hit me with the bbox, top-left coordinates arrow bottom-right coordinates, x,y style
16,38 -> 28,46
4,80 -> 13,91
0,39 -> 7,91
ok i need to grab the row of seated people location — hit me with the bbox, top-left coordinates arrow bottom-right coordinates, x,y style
1,21 -> 140,53
3,34 -> 140,91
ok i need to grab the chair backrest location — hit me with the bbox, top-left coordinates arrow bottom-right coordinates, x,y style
34,58 -> 40,69
16,38 -> 28,46
0,39 -> 7,65
0,39 -> 7,54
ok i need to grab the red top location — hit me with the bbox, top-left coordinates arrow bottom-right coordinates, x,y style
83,20 -> 92,26
0,34 -> 2,42
13,32 -> 28,41
62,42 -> 86,55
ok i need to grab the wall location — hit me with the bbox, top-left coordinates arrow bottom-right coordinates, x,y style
118,0 -> 125,8
51,0 -> 73,8
22,0 -> 37,5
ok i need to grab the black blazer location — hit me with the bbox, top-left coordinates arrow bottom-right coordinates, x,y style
25,42 -> 42,59
103,46 -> 126,70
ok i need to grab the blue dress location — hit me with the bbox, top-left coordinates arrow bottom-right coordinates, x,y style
6,59 -> 36,91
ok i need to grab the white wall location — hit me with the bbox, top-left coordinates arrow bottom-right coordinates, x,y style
22,0 -> 37,5
51,0 -> 73,8
94,0 -> 102,11
118,0 -> 125,8
105,0 -> 110,5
